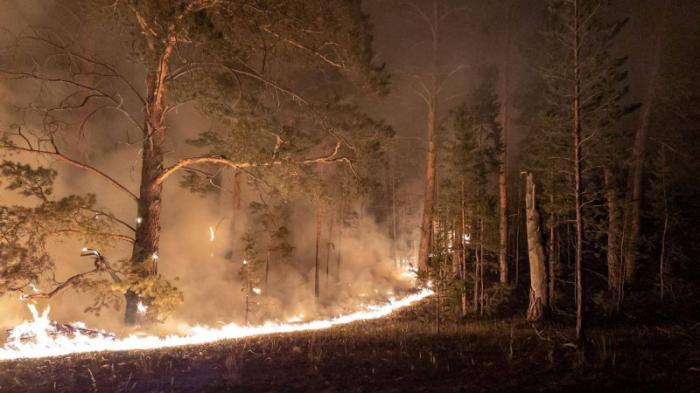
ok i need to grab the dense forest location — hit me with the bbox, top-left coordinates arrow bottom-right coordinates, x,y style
0,0 -> 698,392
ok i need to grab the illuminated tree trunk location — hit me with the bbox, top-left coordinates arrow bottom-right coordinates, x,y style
418,0 -> 440,272
125,39 -> 175,325
336,205 -> 343,283
525,173 -> 547,322
460,178 -> 469,317
325,211 -> 334,289
419,99 -> 437,271
391,152 -> 399,268
314,207 -> 322,299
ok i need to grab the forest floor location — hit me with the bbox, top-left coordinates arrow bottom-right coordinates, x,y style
0,299 -> 698,393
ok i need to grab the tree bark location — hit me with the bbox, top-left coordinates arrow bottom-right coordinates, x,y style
418,0 -> 439,272
125,37 -> 175,325
525,173 -> 548,322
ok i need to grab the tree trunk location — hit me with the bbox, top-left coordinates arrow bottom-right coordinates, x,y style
325,211 -> 334,289
461,248 -> 469,317
336,205 -> 343,282
624,0 -> 669,285
547,167 -> 557,308
659,145 -> 668,301
604,168 -> 622,296
265,249 -> 270,294
479,218 -> 485,316
548,219 -> 556,309
314,207 -> 322,299
391,152 -> 399,269
525,173 -> 548,322
460,178 -> 468,317
573,0 -> 585,343
418,100 -> 437,271
125,41 -> 174,325
514,176 -> 522,287
498,0 -> 512,285
418,1 -> 440,272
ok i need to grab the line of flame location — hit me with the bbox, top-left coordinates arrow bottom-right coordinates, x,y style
0,288 -> 433,361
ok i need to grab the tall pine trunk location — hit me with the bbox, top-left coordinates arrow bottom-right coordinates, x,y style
125,41 -> 174,325
498,0 -> 512,285
418,0 -> 439,272
419,100 -> 437,271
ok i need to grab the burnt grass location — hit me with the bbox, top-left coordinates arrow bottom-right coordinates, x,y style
0,300 -> 698,393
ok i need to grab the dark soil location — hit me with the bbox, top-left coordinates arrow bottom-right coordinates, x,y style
0,301 -> 698,393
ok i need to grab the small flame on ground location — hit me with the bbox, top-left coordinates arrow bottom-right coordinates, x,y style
0,287 -> 433,361
137,302 -> 148,314
252,287 -> 262,295
286,313 -> 304,323
208,226 -> 215,242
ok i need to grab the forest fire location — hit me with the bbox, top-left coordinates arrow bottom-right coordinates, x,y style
0,287 -> 432,361
1,0 -> 699,391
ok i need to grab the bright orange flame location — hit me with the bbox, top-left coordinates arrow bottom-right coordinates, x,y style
0,273 -> 431,361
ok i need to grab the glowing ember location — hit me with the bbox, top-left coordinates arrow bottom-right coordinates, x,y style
136,302 -> 148,314
0,288 -> 433,361
252,287 -> 262,295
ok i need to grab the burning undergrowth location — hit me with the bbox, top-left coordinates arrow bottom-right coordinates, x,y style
0,286 -> 432,361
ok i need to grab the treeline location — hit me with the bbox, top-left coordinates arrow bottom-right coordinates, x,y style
415,0 -> 700,343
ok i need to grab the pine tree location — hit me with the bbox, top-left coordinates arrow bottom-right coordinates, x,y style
0,0 -> 388,324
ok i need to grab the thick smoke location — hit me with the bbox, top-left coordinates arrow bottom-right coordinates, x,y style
0,1 -> 414,336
